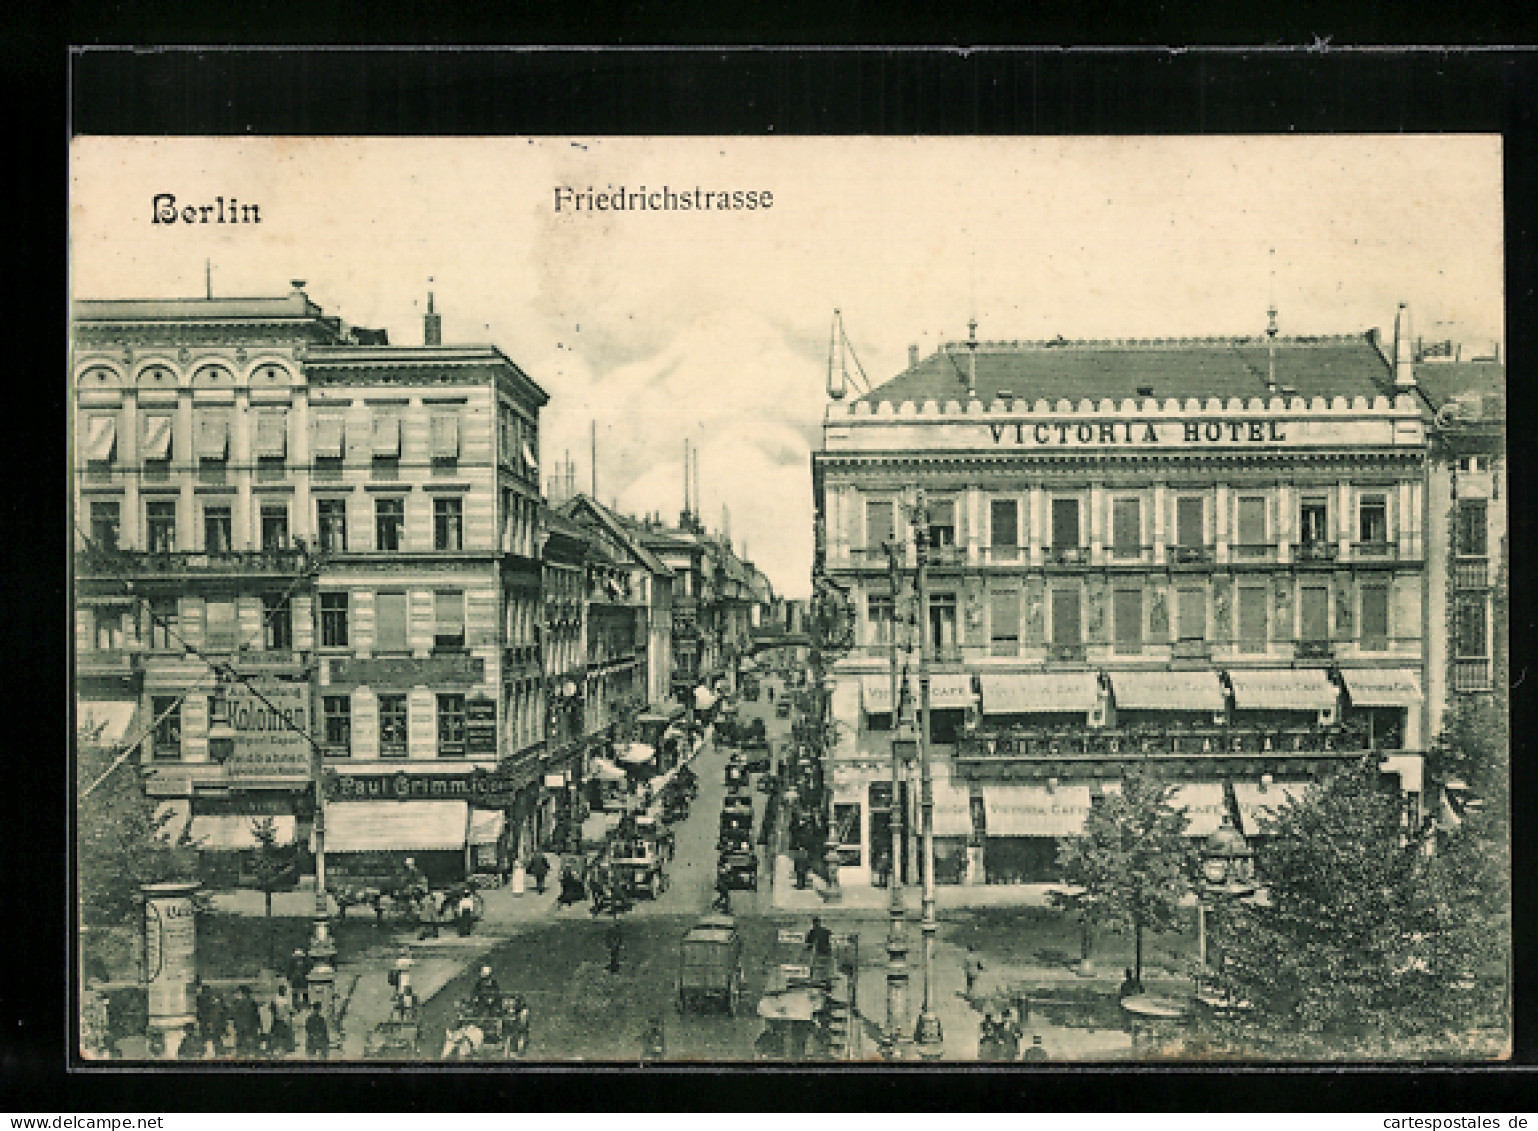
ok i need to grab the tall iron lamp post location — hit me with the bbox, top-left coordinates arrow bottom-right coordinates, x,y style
911,490 -> 944,1057
1196,814 -> 1256,998
879,532 -> 911,1057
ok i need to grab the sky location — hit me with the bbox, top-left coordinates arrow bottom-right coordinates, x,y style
70,136 -> 1503,598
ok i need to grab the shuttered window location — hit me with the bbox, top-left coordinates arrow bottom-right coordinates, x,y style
1052,588 -> 1081,645
1112,498 -> 1141,556
1237,587 -> 1268,653
990,590 -> 1020,656
1300,586 -> 1329,643
1177,497 -> 1205,547
990,499 -> 1019,549
376,591 -> 408,652
1360,585 -> 1390,650
1178,587 -> 1206,641
1113,588 -> 1143,653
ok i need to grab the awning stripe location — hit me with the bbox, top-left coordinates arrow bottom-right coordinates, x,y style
1233,781 -> 1313,837
1109,670 -> 1226,712
142,415 -> 174,460
861,675 -> 895,714
980,672 -> 1099,714
371,414 -> 401,457
312,415 -> 345,458
323,800 -> 469,853
467,809 -> 505,846
1168,782 -> 1229,836
86,415 -> 118,461
254,411 -> 288,458
188,814 -> 298,850
983,784 -> 1094,837
1226,669 -> 1339,711
1340,669 -> 1423,707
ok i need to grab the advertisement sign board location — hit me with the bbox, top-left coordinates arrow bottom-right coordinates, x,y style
221,682 -> 311,777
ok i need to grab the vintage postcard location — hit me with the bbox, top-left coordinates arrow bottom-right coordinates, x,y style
71,135 -> 1508,1064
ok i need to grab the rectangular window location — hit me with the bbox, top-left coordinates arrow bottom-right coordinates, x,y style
205,598 -> 238,651
378,693 -> 409,758
141,415 -> 174,461
832,802 -> 862,868
1237,496 -> 1268,549
320,592 -> 349,648
254,410 -> 287,459
866,500 -> 895,551
1178,587 -> 1206,641
437,693 -> 467,757
195,411 -> 230,460
1359,495 -> 1389,544
1300,586 -> 1330,643
1456,596 -> 1489,658
260,504 -> 289,551
203,505 -> 233,553
147,597 -> 178,650
322,695 -> 351,755
375,497 -> 405,552
867,593 -> 895,646
434,496 -> 464,551
1113,588 -> 1143,654
371,412 -> 402,458
84,415 -> 117,476
430,413 -> 461,461
375,591 -> 409,653
1112,498 -> 1141,557
316,499 -> 348,553
928,593 -> 957,653
1360,585 -> 1390,650
1300,498 -> 1330,545
1237,586 -> 1269,653
990,498 -> 1019,551
312,413 -> 345,459
1052,498 -> 1081,552
927,500 -> 956,548
146,501 -> 177,553
263,593 -> 292,651
151,696 -> 182,760
1051,588 -> 1081,646
989,590 -> 1020,657
434,589 -> 465,650
1457,500 -> 1488,557
94,609 -> 122,651
1176,496 -> 1205,547
89,501 -> 120,551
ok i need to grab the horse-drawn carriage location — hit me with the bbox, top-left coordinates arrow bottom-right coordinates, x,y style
327,859 -> 429,924
609,836 -> 670,901
678,914 -> 746,1016
440,994 -> 531,1060
717,847 -> 759,891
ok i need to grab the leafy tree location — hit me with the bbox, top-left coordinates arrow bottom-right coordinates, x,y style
247,815 -> 294,919
1051,766 -> 1194,987
1207,756 -> 1505,1058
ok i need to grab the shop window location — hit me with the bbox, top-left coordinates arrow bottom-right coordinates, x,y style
260,504 -> 290,551
378,693 -> 409,758
1112,498 -> 1141,557
867,593 -> 895,646
866,499 -> 895,551
1359,585 -> 1390,651
376,591 -> 409,653
990,498 -> 1019,554
437,693 -> 467,757
322,695 -> 351,756
1237,586 -> 1268,653
151,696 -> 182,760
434,589 -> 465,651
1052,498 -> 1081,554
926,500 -> 956,549
1457,500 -> 1488,558
371,497 -> 404,552
990,590 -> 1020,657
89,500 -> 120,551
203,505 -> 233,554
1113,588 -> 1143,654
434,496 -> 464,551
146,501 -> 177,553
316,499 -> 348,553
320,592 -> 349,648
1300,498 -> 1330,546
263,593 -> 292,651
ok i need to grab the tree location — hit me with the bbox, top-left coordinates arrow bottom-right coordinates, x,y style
1207,756 -> 1503,1058
1051,766 -> 1194,987
247,816 -> 293,920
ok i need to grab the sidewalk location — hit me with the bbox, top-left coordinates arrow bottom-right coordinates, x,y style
772,869 -> 1064,913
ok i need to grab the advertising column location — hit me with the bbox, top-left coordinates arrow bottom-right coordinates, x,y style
142,880 -> 200,1057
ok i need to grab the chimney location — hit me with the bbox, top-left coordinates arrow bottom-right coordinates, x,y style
908,344 -> 920,369
1393,302 -> 1415,389
425,291 -> 442,346
966,318 -> 978,397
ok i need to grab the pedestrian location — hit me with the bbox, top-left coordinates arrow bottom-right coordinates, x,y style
1020,1033 -> 1049,1062
176,1022 -> 203,1060
456,887 -> 478,937
978,1009 -> 1000,1062
964,946 -> 985,999
642,1015 -> 666,1061
805,916 -> 834,985
712,868 -> 732,914
268,981 -> 295,1057
287,948 -> 311,1006
526,851 -> 550,895
605,920 -> 624,974
231,985 -> 262,1058
193,976 -> 220,1056
303,1002 -> 330,1059
1118,967 -> 1143,999
999,1007 -> 1022,1061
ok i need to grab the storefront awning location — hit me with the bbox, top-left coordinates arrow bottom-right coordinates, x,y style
77,699 -> 138,748
1109,670 -> 1226,712
1380,753 -> 1424,796
188,814 -> 298,851
1226,669 -> 1339,711
980,672 -> 1100,714
467,808 -> 505,847
929,779 -> 976,837
1168,783 -> 1229,837
1340,668 -> 1423,707
153,800 -> 192,845
861,675 -> 895,714
1232,780 -> 1313,837
983,784 -> 1094,837
927,673 -> 975,710
324,800 -> 469,853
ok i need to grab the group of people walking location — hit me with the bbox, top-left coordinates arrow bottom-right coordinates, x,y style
178,973 -> 332,1060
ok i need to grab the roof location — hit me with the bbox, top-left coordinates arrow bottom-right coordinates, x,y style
74,294 -> 326,322
858,335 -> 1397,407
560,496 -> 673,577
1411,361 -> 1506,416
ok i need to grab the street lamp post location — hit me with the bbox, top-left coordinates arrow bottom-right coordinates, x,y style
1196,814 -> 1256,999
912,493 -> 943,1057
881,537 -> 910,1057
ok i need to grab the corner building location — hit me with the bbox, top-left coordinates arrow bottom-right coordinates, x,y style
813,326 -> 1431,890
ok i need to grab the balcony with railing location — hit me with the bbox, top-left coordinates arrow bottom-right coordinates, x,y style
1352,541 -> 1398,560
77,546 -> 310,577
1165,545 -> 1215,566
1048,545 -> 1088,566
1050,642 -> 1088,662
956,721 -> 1374,765
1454,558 -> 1490,590
1454,658 -> 1492,692
1294,540 -> 1338,564
1294,639 -> 1334,660
1230,542 -> 1277,562
503,643 -> 540,670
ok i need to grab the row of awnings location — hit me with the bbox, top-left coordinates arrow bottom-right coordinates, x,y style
915,779 -> 1312,839
87,411 -> 466,463
859,668 -> 1422,714
154,800 -> 506,853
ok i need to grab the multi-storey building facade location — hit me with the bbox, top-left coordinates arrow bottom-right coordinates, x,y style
635,514 -> 720,703
813,316 -> 1433,889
